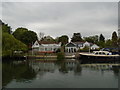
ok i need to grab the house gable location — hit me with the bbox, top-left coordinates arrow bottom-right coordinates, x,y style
32,40 -> 39,48
83,41 -> 90,47
91,44 -> 99,49
65,42 -> 76,47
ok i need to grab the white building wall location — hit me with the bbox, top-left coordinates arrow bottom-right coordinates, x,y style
83,41 -> 90,47
90,44 -> 99,50
32,41 -> 61,52
65,47 -> 77,53
32,41 -> 39,48
39,43 -> 61,51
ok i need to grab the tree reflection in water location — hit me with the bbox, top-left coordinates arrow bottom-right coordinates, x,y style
57,61 -> 68,73
2,59 -> 120,88
2,60 -> 36,88
56,60 -> 82,75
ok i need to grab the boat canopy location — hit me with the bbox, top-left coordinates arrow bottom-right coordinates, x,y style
93,51 -> 111,55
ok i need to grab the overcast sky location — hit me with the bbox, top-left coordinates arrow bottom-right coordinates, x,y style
1,2 -> 118,40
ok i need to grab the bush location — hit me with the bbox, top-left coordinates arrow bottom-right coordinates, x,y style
2,33 -> 28,57
55,48 -> 61,53
57,52 -> 65,60
78,46 -> 90,52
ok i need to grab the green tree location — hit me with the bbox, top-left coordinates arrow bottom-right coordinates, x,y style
104,39 -> 112,48
0,20 -> 2,56
13,28 -> 38,46
55,37 -> 59,43
83,35 -> 99,44
58,35 -> 69,46
2,62 -> 36,87
21,31 -> 38,46
57,52 -> 65,60
2,33 -> 27,57
1,20 -> 12,34
99,34 -> 105,42
12,27 -> 28,41
71,33 -> 83,42
112,31 -> 118,47
80,46 -> 89,52
98,34 -> 105,48
41,35 -> 55,42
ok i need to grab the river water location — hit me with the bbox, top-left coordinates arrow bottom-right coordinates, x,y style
2,59 -> 120,88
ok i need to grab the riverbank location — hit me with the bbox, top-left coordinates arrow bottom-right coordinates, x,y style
2,52 -> 77,61
27,55 -> 76,59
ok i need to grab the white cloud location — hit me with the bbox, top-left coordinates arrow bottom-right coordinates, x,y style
2,0 -> 119,2
1,2 -> 118,40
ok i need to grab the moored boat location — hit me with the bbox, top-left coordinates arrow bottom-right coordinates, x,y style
79,51 -> 120,61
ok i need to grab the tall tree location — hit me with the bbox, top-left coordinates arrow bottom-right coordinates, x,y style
98,34 -> 105,48
83,35 -> 99,44
1,20 -> 12,34
21,31 -> 38,46
58,35 -> 69,46
2,33 -> 27,57
104,39 -> 112,48
39,32 -> 44,41
13,28 -> 38,46
99,34 -> 105,42
41,35 -> 55,42
55,37 -> 59,43
71,33 -> 83,42
13,27 -> 28,41
112,31 -> 118,47
1,21 -> 28,57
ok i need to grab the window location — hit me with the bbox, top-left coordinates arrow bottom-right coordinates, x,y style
102,52 -> 106,55
54,48 -> 56,51
99,52 -> 102,55
78,44 -> 83,47
45,48 -> 47,51
74,48 -> 76,52
36,43 -> 38,45
95,52 -> 99,55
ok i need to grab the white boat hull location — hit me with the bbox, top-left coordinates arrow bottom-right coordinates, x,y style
79,53 -> 120,61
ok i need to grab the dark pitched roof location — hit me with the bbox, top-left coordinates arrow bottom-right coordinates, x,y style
38,41 -> 60,44
73,41 -> 85,44
65,41 -> 94,48
65,42 -> 76,47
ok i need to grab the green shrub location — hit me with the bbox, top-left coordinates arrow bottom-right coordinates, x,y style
79,46 -> 90,52
2,32 -> 28,57
57,52 -> 65,60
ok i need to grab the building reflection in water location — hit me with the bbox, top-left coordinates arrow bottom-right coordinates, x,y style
28,60 -> 120,77
2,59 -> 120,88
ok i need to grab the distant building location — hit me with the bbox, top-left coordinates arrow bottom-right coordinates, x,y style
32,40 -> 61,53
65,41 -> 99,53
90,44 -> 100,50
65,42 -> 77,53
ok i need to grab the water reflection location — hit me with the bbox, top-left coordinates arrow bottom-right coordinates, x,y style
2,59 -> 120,88
55,60 -> 82,75
2,60 -> 36,88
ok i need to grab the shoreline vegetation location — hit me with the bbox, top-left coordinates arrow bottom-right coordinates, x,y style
1,20 -> 120,60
